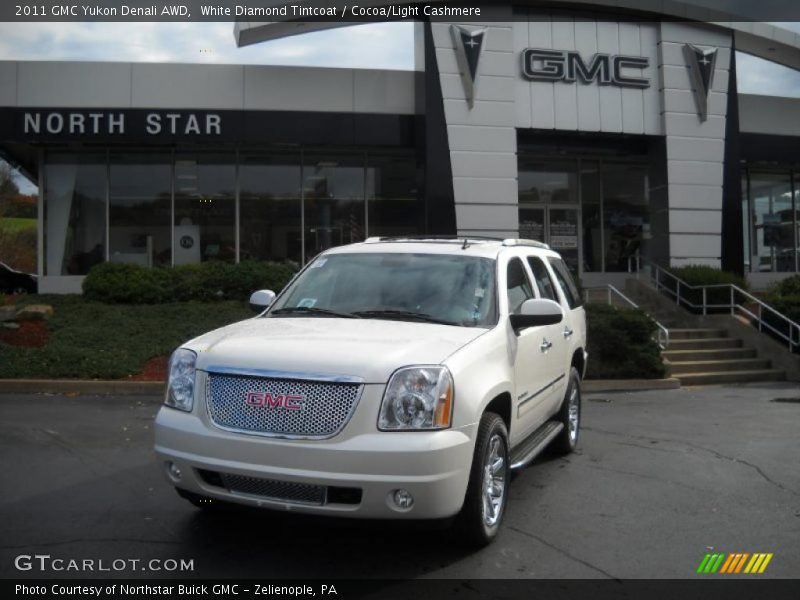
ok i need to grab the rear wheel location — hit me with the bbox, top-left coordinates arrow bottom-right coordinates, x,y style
552,367 -> 581,455
455,412 -> 510,547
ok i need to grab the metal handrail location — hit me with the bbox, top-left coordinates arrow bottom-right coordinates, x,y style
628,254 -> 800,352
583,284 -> 670,349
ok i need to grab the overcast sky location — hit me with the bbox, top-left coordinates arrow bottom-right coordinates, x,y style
2,21 -> 800,193
0,21 -> 799,92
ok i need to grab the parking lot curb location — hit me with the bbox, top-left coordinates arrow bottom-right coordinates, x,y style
0,379 -> 164,396
583,378 -> 681,393
0,378 -> 680,396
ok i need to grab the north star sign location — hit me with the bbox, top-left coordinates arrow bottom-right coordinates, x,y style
522,49 -> 650,89
22,111 -> 222,136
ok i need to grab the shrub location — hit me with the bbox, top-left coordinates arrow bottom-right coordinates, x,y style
769,274 -> 800,298
762,276 -> 800,353
83,263 -> 176,304
584,303 -> 666,380
83,261 -> 297,304
0,226 -> 36,273
665,265 -> 747,310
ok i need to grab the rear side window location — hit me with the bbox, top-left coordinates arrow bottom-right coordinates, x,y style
527,257 -> 558,302
548,257 -> 582,309
506,258 -> 534,314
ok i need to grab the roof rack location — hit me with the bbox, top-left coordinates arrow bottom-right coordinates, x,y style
502,238 -> 551,250
364,235 -> 502,244
363,236 -> 551,250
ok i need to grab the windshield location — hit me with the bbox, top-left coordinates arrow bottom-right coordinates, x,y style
270,252 -> 497,328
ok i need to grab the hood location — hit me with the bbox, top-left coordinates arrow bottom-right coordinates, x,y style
185,316 -> 487,383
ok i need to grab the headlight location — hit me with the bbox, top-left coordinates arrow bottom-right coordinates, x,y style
378,366 -> 454,431
164,348 -> 196,412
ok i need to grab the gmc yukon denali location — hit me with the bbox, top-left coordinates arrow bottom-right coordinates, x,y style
155,237 -> 587,546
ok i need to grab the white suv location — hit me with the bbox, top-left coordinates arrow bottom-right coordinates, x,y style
155,237 -> 587,545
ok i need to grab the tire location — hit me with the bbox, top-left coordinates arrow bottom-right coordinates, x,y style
455,412 -> 510,547
551,367 -> 582,455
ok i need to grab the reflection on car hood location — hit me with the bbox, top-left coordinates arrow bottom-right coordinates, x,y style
185,316 -> 488,383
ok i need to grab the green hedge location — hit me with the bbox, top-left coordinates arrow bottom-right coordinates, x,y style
585,303 -> 665,380
762,275 -> 800,352
768,274 -> 800,298
669,265 -> 748,289
665,265 -> 747,310
83,261 -> 296,304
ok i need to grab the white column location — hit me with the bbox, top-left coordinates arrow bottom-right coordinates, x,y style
659,22 -> 732,268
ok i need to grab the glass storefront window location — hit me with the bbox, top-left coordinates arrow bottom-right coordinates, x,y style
109,153 -> 172,267
602,163 -> 649,272
239,154 -> 302,266
580,161 -> 602,272
303,154 -> 366,260
44,153 -> 106,275
174,154 -> 236,264
748,172 -> 795,273
366,153 -> 420,238
516,156 -> 650,274
742,174 -> 751,273
40,147 -> 426,279
518,159 -> 578,204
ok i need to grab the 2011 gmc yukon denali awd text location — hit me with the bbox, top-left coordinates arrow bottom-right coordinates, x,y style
154,237 -> 587,546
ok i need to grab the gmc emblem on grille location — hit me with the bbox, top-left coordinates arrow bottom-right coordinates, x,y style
245,391 -> 305,410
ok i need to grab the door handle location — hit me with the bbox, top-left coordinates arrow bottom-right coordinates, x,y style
563,327 -> 574,339
540,338 -> 553,353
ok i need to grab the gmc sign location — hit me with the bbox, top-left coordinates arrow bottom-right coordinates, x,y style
522,49 -> 650,89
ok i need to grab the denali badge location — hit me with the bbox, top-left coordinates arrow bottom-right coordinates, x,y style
245,391 -> 305,410
522,49 -> 650,89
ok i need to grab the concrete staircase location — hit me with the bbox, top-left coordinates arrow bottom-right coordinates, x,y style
662,328 -> 785,385
621,280 -> 788,386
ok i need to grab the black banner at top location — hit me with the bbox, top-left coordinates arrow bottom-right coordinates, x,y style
3,0 -> 800,22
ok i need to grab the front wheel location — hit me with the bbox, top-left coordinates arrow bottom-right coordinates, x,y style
552,367 -> 581,455
455,412 -> 510,547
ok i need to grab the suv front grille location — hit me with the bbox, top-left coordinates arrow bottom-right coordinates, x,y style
221,473 -> 326,505
206,373 -> 362,438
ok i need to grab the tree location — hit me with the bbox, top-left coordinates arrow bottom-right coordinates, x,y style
0,161 -> 19,198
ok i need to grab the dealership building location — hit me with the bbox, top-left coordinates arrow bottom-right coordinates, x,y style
1,1 -> 800,293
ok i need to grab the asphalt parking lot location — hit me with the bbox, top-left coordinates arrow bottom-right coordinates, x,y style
1,382 -> 799,580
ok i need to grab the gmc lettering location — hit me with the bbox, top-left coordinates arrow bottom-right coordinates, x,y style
522,48 -> 650,88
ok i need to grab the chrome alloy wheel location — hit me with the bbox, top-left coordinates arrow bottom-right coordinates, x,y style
481,433 -> 507,527
567,385 -> 580,444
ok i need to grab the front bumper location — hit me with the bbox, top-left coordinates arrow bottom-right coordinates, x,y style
154,382 -> 475,519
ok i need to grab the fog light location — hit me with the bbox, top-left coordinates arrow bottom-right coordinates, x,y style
392,489 -> 414,509
165,461 -> 182,483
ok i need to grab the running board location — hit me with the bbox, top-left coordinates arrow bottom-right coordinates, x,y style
509,422 -> 564,470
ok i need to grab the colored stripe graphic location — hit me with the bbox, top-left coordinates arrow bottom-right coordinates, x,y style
697,554 -> 712,574
719,554 -> 736,574
758,554 -> 773,573
710,554 -> 726,573
734,553 -> 749,573
698,552 -> 772,574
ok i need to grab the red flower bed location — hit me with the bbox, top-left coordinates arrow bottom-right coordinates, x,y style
0,320 -> 49,347
127,355 -> 168,382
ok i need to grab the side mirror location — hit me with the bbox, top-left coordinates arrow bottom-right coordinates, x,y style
249,290 -> 276,313
509,298 -> 563,333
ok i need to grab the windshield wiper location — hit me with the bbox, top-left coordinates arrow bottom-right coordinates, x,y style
270,307 -> 360,319
353,309 -> 459,326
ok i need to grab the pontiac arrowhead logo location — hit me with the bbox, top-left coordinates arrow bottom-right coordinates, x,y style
684,44 -> 718,121
451,25 -> 487,109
